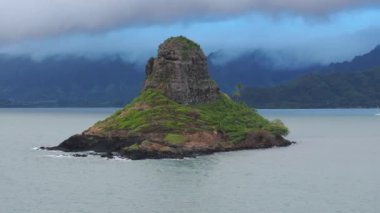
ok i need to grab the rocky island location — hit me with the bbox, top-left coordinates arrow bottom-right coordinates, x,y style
44,36 -> 292,159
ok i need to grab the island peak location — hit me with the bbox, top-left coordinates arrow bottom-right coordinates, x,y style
144,36 -> 219,105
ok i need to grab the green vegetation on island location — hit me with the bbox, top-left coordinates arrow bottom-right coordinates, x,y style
91,89 -> 288,143
165,36 -> 201,50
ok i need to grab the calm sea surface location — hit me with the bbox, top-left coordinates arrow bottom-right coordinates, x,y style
0,108 -> 379,213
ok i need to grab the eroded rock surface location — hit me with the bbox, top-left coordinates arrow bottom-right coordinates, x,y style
144,36 -> 219,104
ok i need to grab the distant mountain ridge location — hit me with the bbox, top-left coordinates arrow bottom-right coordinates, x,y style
0,50 -> 314,107
0,55 -> 144,107
241,46 -> 380,108
322,45 -> 380,73
0,45 -> 379,107
208,50 -> 316,93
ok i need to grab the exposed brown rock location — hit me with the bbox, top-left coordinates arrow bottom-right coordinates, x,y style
143,36 -> 220,104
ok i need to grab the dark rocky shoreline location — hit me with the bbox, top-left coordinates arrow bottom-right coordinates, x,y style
42,132 -> 294,160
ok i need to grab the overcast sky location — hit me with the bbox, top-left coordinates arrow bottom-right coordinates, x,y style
0,0 -> 379,66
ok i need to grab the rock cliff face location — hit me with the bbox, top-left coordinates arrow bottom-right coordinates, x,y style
43,36 -> 293,160
144,36 -> 219,104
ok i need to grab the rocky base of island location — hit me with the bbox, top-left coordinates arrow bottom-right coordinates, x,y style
42,131 -> 294,160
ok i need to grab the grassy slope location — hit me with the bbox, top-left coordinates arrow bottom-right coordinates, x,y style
165,36 -> 200,50
91,89 -> 288,143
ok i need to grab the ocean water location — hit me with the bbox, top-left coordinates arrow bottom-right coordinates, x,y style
0,108 -> 379,213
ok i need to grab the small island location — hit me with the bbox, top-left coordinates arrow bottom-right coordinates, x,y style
44,36 -> 292,159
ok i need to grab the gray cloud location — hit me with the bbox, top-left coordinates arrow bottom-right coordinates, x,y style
0,0 -> 379,42
215,26 -> 380,69
2,24 -> 379,69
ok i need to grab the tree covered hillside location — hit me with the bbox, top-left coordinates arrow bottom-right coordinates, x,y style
241,68 -> 380,108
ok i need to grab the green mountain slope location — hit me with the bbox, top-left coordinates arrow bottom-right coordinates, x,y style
241,68 -> 380,108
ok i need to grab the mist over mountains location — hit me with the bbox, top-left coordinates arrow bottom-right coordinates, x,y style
241,45 -> 380,108
208,50 -> 319,93
0,45 -> 379,107
0,49 -> 312,107
0,55 -> 144,107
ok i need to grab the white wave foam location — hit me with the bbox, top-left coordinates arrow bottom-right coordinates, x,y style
110,156 -> 130,161
45,154 -> 73,159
